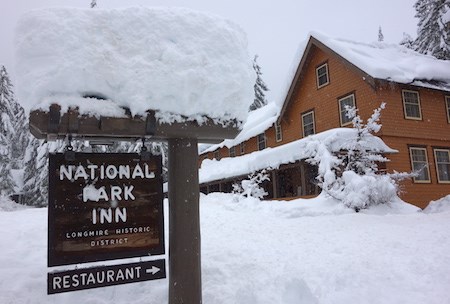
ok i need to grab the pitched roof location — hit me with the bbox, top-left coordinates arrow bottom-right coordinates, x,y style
278,31 -> 450,122
201,102 -> 279,154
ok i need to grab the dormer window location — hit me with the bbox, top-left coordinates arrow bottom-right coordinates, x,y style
316,62 -> 329,88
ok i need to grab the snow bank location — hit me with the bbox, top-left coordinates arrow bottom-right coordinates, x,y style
2,193 -> 448,304
199,127 -> 396,183
15,7 -> 254,123
423,194 -> 450,214
0,195 -> 28,211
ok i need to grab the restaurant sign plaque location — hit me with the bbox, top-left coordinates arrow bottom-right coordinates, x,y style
48,153 -> 164,267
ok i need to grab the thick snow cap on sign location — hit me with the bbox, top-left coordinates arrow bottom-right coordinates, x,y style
15,7 -> 255,124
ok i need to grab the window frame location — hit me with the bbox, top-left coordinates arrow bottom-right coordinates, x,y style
338,94 -> 356,127
446,96 -> 450,124
257,133 -> 266,151
214,151 -> 220,160
229,146 -> 236,157
402,90 -> 422,120
301,110 -> 315,137
409,147 -> 431,183
275,122 -> 283,142
240,142 -> 245,155
434,148 -> 450,183
316,62 -> 329,89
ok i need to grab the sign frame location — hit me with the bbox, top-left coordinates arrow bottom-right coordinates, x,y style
48,259 -> 166,294
48,152 -> 165,267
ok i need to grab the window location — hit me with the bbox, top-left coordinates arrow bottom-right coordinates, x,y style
338,94 -> 355,126
275,122 -> 282,142
434,149 -> 450,183
316,63 -> 329,88
240,142 -> 245,155
409,147 -> 430,183
214,151 -> 220,160
229,146 -> 236,157
257,133 -> 266,151
402,90 -> 422,120
302,110 -> 315,137
446,96 -> 450,123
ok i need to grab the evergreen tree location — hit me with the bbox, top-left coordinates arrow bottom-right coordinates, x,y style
0,65 -> 21,195
249,55 -> 269,111
22,138 -> 45,206
400,32 -> 415,49
306,103 -> 405,211
414,0 -> 450,59
11,104 -> 28,169
378,26 -> 384,42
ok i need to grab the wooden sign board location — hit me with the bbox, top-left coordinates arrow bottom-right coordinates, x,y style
48,259 -> 166,294
48,153 -> 164,267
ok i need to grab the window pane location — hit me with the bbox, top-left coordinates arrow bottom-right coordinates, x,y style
258,134 -> 266,150
230,147 -> 235,157
339,95 -> 355,125
435,150 -> 450,182
410,148 -> 429,181
317,64 -> 329,87
436,150 -> 449,163
275,123 -> 282,142
403,91 -> 421,119
404,91 -> 419,104
438,164 -> 450,181
302,112 -> 315,136
405,103 -> 420,118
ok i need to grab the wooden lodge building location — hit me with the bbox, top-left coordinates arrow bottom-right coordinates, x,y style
199,32 -> 450,209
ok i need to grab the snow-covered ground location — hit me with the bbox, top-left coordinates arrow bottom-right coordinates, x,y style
1,193 -> 449,304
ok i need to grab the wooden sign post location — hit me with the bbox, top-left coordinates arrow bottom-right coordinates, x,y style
30,106 -> 240,303
168,138 -> 201,303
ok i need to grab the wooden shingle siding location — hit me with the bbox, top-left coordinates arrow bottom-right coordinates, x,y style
200,36 -> 450,208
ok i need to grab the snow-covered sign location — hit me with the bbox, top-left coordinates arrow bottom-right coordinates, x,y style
15,7 -> 254,125
48,153 -> 164,267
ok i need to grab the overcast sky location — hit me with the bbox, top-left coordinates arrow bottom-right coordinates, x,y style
1,0 -> 418,103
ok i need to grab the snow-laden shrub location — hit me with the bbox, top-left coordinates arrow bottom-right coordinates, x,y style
307,103 -> 409,211
340,171 -> 397,210
233,170 -> 269,201
0,195 -> 28,211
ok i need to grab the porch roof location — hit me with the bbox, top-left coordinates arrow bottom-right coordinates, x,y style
199,128 -> 396,184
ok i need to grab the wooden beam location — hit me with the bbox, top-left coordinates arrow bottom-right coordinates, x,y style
29,106 -> 240,143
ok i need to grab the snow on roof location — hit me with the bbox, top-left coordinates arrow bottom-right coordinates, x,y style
276,31 -> 450,107
15,7 -> 254,124
201,102 -> 280,154
313,31 -> 450,89
199,127 -> 397,184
